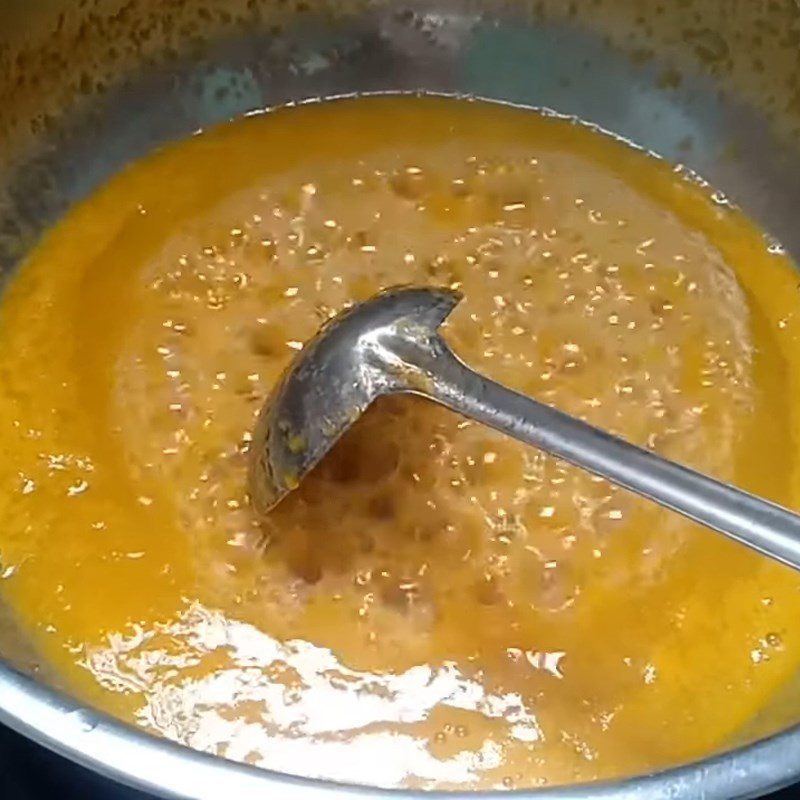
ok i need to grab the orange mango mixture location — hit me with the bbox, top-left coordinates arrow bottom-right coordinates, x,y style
1,96 -> 800,789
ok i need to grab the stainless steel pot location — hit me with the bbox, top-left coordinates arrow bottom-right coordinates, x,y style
1,1 -> 799,797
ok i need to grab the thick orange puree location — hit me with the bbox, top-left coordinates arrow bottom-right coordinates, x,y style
1,95 -> 800,789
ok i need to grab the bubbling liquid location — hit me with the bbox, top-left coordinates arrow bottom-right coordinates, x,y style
1,96 -> 800,789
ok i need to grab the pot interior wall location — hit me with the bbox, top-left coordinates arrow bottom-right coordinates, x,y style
0,0 -> 799,769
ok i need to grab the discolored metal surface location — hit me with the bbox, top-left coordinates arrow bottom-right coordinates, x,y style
0,1 -> 799,797
0,1 -> 798,272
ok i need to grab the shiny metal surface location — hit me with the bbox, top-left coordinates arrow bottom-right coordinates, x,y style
4,628 -> 800,800
1,0 -> 800,798
250,286 -> 461,512
2,658 -> 800,800
253,286 -> 800,572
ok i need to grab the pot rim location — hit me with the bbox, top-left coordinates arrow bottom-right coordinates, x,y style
1,659 -> 799,799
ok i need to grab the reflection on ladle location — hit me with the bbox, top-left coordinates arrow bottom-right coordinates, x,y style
250,286 -> 800,571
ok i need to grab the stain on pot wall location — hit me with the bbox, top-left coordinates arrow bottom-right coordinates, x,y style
0,0 -> 797,271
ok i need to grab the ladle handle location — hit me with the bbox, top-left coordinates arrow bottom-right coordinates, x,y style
420,342 -> 800,572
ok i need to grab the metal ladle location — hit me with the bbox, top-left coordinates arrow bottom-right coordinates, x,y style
249,285 -> 800,571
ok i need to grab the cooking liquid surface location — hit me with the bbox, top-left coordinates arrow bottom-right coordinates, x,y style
1,96 -> 800,789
